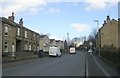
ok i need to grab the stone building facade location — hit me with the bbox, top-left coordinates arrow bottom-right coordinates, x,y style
39,35 -> 50,52
1,13 -> 40,62
50,39 -> 56,47
96,16 -> 119,49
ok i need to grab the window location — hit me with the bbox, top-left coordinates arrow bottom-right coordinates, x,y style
29,44 -> 31,51
4,42 -> 8,52
25,43 -> 28,50
5,26 -> 8,36
12,44 -> 15,52
17,28 -> 20,36
33,33 -> 36,40
25,31 -> 27,38
34,33 -> 35,37
34,44 -> 36,51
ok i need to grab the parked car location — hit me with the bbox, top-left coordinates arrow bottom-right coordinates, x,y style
69,47 -> 76,54
49,46 -> 61,57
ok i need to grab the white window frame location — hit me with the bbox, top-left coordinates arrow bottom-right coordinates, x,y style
5,26 -> 8,36
12,44 -> 15,52
17,28 -> 20,36
25,30 -> 27,38
29,44 -> 31,51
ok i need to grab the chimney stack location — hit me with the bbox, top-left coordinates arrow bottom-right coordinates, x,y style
103,20 -> 106,26
8,12 -> 15,22
19,18 -> 23,27
106,15 -> 110,23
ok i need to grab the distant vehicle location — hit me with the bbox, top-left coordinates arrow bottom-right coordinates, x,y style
88,49 -> 93,55
49,46 -> 61,57
88,49 -> 92,53
69,47 -> 76,54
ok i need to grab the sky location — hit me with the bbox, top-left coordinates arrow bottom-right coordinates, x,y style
0,0 -> 119,40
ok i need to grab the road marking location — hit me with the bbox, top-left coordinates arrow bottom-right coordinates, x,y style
86,56 -> 89,77
85,53 -> 89,78
92,55 -> 111,76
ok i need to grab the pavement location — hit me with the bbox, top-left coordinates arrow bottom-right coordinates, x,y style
2,58 -> 41,69
86,52 -> 119,77
2,53 -> 68,69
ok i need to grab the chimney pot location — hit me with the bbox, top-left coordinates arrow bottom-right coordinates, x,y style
19,18 -> 23,26
8,12 -> 15,22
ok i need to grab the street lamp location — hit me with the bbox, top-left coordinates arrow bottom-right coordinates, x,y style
94,20 -> 99,32
94,20 -> 101,57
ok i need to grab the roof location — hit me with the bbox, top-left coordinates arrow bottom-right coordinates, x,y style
56,40 -> 61,42
1,17 -> 40,35
50,39 -> 55,43
40,35 -> 47,38
1,17 -> 17,27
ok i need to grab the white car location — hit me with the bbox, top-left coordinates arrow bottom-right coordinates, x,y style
70,47 -> 76,54
49,46 -> 61,57
88,49 -> 92,53
88,49 -> 93,55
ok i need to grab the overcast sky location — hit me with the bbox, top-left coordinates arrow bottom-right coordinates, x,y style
0,0 -> 119,40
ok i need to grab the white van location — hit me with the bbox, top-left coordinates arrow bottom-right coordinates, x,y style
49,46 -> 61,57
70,47 -> 76,54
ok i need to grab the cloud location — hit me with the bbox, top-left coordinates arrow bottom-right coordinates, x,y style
1,0 -> 47,17
46,8 -> 62,14
1,0 -> 119,17
71,23 -> 91,32
49,35 -> 63,40
46,0 -> 85,2
85,0 -> 119,11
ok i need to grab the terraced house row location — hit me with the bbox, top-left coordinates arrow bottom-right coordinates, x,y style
0,13 -> 64,63
95,15 -> 120,50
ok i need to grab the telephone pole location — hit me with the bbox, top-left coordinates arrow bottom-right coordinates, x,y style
94,20 -> 101,57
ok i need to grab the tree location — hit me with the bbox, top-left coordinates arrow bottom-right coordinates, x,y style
64,40 -> 68,53
87,28 -> 97,50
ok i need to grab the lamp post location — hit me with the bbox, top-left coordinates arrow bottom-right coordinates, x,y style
67,33 -> 69,53
94,20 -> 101,57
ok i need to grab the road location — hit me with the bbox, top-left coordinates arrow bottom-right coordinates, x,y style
2,51 -> 119,77
86,52 -> 119,77
3,51 -> 86,76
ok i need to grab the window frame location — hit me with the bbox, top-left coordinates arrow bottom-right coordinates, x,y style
4,42 -> 8,52
4,26 -> 8,36
25,30 -> 27,38
17,27 -> 20,36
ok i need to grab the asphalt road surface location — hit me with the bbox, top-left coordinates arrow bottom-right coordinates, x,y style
86,52 -> 119,77
2,51 -> 119,77
3,51 -> 86,76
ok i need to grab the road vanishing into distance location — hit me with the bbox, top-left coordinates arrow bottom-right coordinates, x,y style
2,51 -> 119,77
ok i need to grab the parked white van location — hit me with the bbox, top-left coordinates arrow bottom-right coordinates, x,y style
49,46 -> 61,57
70,47 -> 76,54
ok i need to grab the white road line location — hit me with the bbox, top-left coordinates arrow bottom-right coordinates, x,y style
92,55 -> 111,76
86,56 -> 89,77
85,54 -> 89,77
